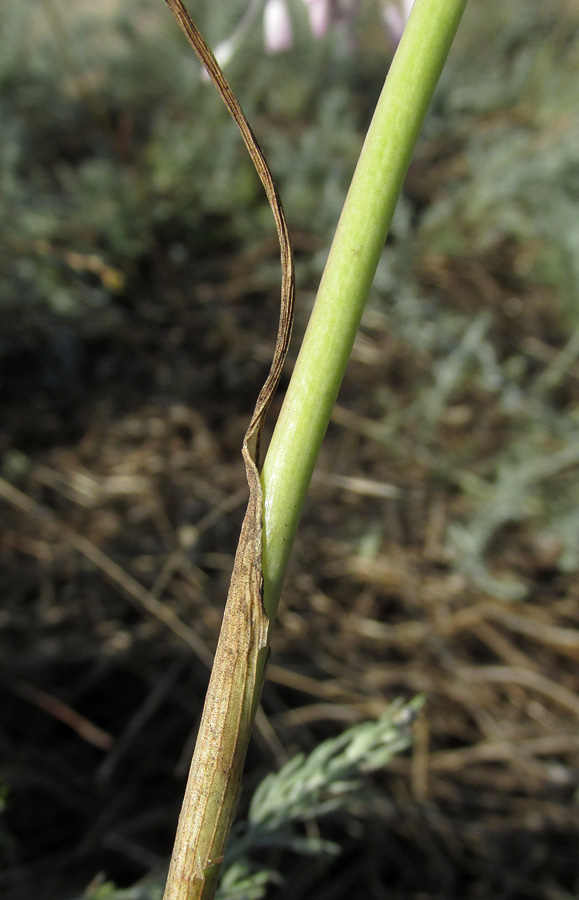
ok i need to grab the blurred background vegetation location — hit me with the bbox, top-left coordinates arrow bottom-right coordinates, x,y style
1,1 -> 579,898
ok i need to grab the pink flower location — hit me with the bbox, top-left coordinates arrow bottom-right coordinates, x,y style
264,0 -> 294,53
302,0 -> 333,39
216,0 -> 413,66
382,0 -> 414,45
264,0 -> 335,53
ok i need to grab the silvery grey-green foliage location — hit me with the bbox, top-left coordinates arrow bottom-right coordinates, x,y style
79,882 -> 163,900
447,436 -> 579,598
219,696 -> 422,899
352,2 -> 579,599
422,2 -> 579,322
0,0 -> 365,353
76,699 -> 420,900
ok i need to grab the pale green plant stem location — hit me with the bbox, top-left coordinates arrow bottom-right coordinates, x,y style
262,0 -> 468,619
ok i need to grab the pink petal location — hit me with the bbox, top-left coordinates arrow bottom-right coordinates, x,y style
264,0 -> 294,52
301,0 -> 332,39
382,0 -> 414,45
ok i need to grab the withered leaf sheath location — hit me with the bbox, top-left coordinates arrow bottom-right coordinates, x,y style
162,3 -> 295,899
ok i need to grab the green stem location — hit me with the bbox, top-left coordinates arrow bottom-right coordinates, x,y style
261,0 -> 468,618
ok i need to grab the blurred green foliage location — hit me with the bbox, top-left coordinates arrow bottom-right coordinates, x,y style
75,698 -> 420,900
0,0 -> 367,352
375,0 -> 579,596
423,1 -> 579,321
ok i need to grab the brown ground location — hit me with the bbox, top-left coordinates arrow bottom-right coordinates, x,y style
1,231 -> 578,900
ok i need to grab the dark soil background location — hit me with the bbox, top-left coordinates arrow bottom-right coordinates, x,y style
1,2 -> 579,899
